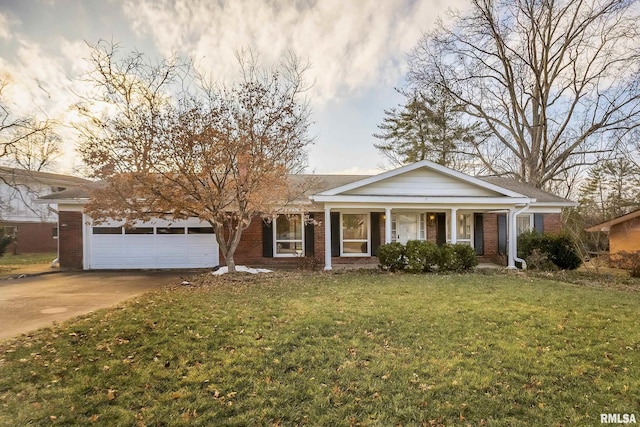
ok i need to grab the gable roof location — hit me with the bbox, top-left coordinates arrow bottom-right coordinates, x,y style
478,176 -> 576,205
586,209 -> 640,232
313,160 -> 527,199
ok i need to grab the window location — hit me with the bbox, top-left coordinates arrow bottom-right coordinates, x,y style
274,215 -> 303,256
92,227 -> 123,235
52,227 -> 58,239
516,214 -> 533,236
342,213 -> 369,255
187,227 -> 214,234
157,227 -> 185,234
124,227 -> 154,235
446,212 -> 473,245
3,226 -> 17,238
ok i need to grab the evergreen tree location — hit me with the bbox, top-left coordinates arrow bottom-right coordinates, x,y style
373,86 -> 478,171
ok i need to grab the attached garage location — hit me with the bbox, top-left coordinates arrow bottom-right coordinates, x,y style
85,218 -> 219,269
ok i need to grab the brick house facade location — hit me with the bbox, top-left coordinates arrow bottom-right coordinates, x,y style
44,160 -> 574,270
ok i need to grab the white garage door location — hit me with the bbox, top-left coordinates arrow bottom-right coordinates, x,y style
86,218 -> 219,269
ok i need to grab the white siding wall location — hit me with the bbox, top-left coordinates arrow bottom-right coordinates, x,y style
344,169 -> 499,197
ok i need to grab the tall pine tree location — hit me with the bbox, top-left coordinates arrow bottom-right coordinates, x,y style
373,86 -> 478,171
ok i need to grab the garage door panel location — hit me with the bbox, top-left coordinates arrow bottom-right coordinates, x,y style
88,220 -> 219,269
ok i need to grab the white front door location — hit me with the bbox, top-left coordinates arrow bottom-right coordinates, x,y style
395,214 -> 418,244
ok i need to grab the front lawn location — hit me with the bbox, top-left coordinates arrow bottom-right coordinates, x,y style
1,271 -> 639,425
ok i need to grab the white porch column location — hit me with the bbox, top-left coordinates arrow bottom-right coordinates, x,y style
384,207 -> 392,244
450,208 -> 458,244
507,208 -> 516,269
324,207 -> 332,271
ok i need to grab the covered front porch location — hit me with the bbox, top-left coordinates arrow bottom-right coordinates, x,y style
320,205 -> 531,271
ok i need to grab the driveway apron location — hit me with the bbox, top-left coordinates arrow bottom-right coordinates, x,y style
0,271 -> 186,341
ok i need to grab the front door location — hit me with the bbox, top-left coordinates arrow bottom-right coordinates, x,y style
395,214 -> 418,244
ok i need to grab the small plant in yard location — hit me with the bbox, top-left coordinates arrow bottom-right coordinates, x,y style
405,240 -> 439,273
377,242 -> 406,271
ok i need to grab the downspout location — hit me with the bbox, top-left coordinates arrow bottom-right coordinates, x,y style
508,204 -> 530,270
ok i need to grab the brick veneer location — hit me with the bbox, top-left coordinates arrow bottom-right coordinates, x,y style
58,211 -> 83,269
5,222 -> 58,253
543,213 -> 562,234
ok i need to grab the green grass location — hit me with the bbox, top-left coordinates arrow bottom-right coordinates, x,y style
1,271 -> 639,426
0,252 -> 57,266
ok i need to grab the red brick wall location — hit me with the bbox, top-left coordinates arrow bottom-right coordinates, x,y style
4,222 -> 57,253
483,213 -> 499,256
59,211 -> 83,269
543,213 -> 562,234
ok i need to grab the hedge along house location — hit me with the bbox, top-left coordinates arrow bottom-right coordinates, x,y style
39,160 -> 575,270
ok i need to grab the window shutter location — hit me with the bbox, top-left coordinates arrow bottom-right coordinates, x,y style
534,213 -> 544,233
436,213 -> 446,246
304,214 -> 315,257
330,212 -> 340,257
262,220 -> 273,257
474,213 -> 484,255
370,212 -> 381,256
497,213 -> 507,255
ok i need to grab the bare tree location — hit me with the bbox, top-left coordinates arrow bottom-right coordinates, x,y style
77,42 -> 313,272
408,0 -> 640,189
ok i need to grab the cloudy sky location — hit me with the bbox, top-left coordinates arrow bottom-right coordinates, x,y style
0,0 -> 465,176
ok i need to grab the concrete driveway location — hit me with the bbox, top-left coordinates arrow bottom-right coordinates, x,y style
0,271 -> 189,341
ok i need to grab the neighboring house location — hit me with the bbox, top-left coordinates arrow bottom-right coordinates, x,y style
586,209 -> 640,265
0,167 -> 91,253
39,160 -> 575,270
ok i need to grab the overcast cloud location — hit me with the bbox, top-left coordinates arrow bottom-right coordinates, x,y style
0,0 -> 465,175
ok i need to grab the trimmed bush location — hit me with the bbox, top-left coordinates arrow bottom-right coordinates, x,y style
377,242 -> 406,272
453,243 -> 479,271
439,243 -> 479,272
405,240 -> 440,273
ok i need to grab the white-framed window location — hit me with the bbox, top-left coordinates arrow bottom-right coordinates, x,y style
419,213 -> 426,240
446,212 -> 473,246
516,214 -> 533,236
274,214 -> 303,257
341,213 -> 369,256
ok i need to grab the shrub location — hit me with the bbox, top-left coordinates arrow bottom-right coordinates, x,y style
405,240 -> 440,273
518,231 -> 582,271
377,242 -> 406,272
525,248 -> 557,271
0,228 -> 14,257
543,233 -> 582,270
453,243 -> 479,271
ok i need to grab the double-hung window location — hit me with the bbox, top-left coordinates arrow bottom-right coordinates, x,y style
274,215 -> 303,256
341,213 -> 369,255
516,214 -> 533,236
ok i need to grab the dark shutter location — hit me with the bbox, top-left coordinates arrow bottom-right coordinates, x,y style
262,220 -> 273,257
497,213 -> 507,255
534,213 -> 544,233
370,212 -> 381,256
474,213 -> 484,255
330,212 -> 340,257
304,213 -> 315,257
436,213 -> 446,246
